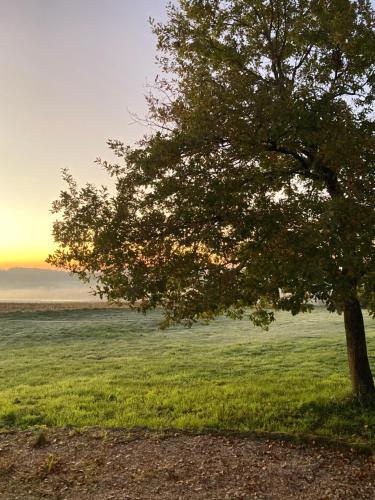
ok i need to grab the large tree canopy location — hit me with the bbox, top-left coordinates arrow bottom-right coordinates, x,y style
48,0 -> 375,398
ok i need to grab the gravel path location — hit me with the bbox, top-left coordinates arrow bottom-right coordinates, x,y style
0,429 -> 374,499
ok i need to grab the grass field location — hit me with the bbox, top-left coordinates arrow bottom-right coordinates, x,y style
0,306 -> 375,449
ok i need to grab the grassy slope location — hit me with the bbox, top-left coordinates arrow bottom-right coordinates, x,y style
0,307 -> 374,447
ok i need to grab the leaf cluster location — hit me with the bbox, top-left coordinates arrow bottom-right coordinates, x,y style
48,0 -> 375,327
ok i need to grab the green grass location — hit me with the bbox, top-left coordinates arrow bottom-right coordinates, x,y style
0,307 -> 375,448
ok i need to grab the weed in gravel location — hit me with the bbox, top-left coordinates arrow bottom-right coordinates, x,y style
43,453 -> 60,475
32,430 -> 49,448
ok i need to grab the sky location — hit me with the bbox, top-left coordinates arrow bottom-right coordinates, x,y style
0,0 -> 169,269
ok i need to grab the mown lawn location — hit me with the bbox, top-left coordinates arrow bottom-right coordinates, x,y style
0,307 -> 375,448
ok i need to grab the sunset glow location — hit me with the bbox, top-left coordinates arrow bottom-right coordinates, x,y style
0,207 -> 54,269
0,0 -> 167,270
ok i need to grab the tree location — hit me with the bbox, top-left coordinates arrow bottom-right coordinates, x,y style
48,0 -> 375,400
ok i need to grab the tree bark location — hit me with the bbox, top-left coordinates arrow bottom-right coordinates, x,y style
344,298 -> 375,400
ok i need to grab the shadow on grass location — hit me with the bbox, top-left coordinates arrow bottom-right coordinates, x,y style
283,396 -> 375,447
2,396 -> 375,454
297,396 -> 375,423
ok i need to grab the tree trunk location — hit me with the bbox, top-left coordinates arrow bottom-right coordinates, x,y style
344,298 -> 375,400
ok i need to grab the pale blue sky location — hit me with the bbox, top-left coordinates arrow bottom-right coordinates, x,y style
0,0 -> 169,267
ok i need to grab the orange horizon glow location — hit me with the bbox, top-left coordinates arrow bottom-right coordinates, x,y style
0,216 -> 56,270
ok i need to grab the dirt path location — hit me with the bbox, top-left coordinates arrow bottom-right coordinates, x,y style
0,429 -> 374,499
0,302 -> 119,314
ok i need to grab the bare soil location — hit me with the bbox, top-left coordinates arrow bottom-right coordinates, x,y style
0,302 -> 122,314
0,429 -> 374,499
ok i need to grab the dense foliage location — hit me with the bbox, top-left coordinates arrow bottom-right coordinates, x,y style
48,0 -> 375,332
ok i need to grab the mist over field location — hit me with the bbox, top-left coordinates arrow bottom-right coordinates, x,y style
0,268 -> 96,301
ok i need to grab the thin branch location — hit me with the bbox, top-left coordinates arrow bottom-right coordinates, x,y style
292,45 -> 313,83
